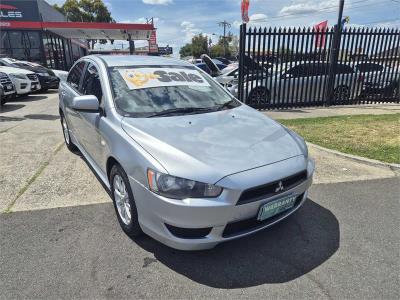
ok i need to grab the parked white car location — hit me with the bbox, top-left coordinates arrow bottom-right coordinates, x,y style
0,72 -> 16,105
0,66 -> 41,96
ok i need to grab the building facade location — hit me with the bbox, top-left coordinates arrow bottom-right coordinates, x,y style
0,0 -> 88,70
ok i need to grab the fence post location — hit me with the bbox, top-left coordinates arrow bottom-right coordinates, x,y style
238,23 -> 246,102
324,0 -> 345,106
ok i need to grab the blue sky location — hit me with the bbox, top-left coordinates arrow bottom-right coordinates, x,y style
47,0 -> 400,55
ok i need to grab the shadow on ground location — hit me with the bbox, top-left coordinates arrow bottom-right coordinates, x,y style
0,104 -> 25,114
24,114 -> 59,121
135,198 -> 339,288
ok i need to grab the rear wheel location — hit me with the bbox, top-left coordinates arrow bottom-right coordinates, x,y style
110,164 -> 142,237
60,113 -> 78,152
333,86 -> 350,103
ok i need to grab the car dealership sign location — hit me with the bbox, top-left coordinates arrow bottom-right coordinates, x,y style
0,1 -> 40,21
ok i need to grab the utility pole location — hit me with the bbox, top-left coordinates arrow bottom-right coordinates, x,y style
218,20 -> 231,57
325,0 -> 345,106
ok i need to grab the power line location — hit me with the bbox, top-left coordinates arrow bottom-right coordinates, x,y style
254,0 -> 391,23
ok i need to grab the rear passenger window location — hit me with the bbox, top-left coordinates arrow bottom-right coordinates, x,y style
81,63 -> 103,102
67,61 -> 86,91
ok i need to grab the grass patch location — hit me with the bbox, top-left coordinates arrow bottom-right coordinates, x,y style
279,114 -> 400,164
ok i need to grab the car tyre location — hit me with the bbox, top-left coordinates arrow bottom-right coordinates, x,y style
333,86 -> 350,103
248,87 -> 270,107
60,113 -> 78,152
110,164 -> 143,238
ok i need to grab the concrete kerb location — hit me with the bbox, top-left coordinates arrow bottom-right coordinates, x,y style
307,142 -> 400,171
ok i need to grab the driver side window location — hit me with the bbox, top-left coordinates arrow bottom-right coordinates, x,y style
81,63 -> 103,103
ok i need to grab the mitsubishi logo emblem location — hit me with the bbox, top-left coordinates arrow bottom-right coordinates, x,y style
275,181 -> 284,193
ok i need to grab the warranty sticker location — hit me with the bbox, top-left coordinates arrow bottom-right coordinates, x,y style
118,68 -> 210,90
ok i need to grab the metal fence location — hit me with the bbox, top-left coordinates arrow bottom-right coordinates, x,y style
237,24 -> 400,109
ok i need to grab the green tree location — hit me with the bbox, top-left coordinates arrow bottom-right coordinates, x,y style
191,34 -> 209,58
179,43 -> 192,58
209,44 -> 225,58
53,0 -> 114,48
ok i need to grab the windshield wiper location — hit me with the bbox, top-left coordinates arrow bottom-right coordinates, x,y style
216,99 -> 240,111
147,107 -> 214,118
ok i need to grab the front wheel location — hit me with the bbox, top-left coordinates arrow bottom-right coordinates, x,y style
110,164 -> 142,238
60,113 -> 78,152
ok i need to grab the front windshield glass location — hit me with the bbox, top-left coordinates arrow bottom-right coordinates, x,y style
108,65 -> 239,117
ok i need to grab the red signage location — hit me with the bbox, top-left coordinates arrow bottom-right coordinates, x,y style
241,0 -> 249,23
149,30 -> 158,53
314,20 -> 328,48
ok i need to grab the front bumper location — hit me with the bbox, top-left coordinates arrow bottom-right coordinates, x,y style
38,75 -> 60,89
12,79 -> 31,95
131,156 -> 315,250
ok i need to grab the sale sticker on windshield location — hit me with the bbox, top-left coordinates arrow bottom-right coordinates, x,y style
119,68 -> 210,90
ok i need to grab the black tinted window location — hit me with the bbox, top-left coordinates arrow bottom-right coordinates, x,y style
335,64 -> 354,74
67,61 -> 86,91
356,63 -> 383,72
81,63 -> 103,102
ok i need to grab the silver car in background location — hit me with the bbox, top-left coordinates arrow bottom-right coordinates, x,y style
232,61 -> 364,104
59,55 -> 315,250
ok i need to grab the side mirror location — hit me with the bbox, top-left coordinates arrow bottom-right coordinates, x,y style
71,95 -> 99,112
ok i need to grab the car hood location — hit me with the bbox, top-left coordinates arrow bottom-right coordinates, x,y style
0,66 -> 34,75
121,105 -> 304,184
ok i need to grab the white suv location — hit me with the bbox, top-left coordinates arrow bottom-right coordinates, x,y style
0,66 -> 41,96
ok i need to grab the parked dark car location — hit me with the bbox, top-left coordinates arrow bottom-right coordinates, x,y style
214,57 -> 232,65
195,62 -> 227,75
0,58 -> 60,91
354,62 -> 399,99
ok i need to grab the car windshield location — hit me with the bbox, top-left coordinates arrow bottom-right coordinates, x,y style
108,65 -> 239,117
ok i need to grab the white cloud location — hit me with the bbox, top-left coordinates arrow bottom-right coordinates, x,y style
180,21 -> 202,42
250,13 -> 268,22
142,0 -> 173,5
279,0 -> 340,16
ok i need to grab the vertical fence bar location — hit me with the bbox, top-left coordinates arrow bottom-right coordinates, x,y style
298,27 -> 307,107
238,23 -> 246,102
276,28 -> 285,108
288,28 -> 296,106
292,28 -> 301,105
259,27 -> 267,108
386,29 -> 399,102
376,28 -> 389,102
391,29 -> 400,102
245,25 -> 252,103
281,27 -> 291,104
254,27 -> 262,109
270,27 -> 277,107
346,27 -> 356,104
383,29 -> 395,101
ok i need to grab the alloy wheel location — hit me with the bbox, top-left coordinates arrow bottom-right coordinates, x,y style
62,116 -> 70,145
333,86 -> 350,102
113,174 -> 132,225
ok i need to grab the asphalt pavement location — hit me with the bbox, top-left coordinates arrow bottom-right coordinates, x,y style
0,93 -> 399,299
1,178 -> 399,299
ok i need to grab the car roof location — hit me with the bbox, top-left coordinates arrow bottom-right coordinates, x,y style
92,55 -> 192,68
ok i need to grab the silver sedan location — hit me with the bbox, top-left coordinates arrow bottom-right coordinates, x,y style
59,55 -> 315,250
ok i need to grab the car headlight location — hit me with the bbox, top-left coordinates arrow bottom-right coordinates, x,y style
38,72 -> 49,77
147,169 -> 222,199
10,73 -> 27,80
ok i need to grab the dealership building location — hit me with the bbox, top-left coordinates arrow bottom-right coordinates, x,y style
0,0 -> 156,70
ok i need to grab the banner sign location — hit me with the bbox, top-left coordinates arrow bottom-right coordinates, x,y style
241,0 -> 250,23
314,20 -> 328,48
119,68 -> 210,90
0,1 -> 40,21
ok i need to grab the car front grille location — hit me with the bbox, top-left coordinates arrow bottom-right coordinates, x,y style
0,72 -> 13,85
236,170 -> 307,205
27,74 -> 38,82
223,193 -> 305,238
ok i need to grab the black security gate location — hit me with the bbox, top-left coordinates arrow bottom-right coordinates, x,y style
238,24 -> 400,109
